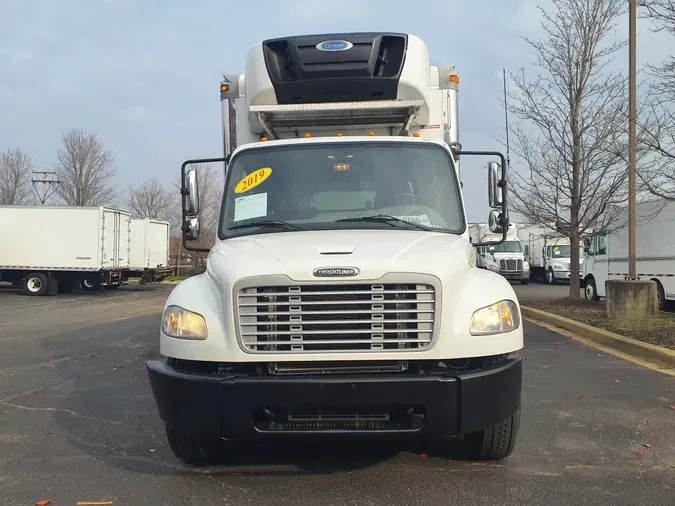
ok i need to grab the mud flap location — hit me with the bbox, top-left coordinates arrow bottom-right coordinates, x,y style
47,272 -> 59,295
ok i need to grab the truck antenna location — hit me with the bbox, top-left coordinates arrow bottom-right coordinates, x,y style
503,68 -> 511,169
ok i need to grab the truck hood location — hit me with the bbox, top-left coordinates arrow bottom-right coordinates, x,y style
206,229 -> 473,284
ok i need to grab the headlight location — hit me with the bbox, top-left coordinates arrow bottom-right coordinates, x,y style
161,305 -> 208,339
523,261 -> 530,271
554,264 -> 563,270
489,264 -> 499,272
470,300 -> 521,336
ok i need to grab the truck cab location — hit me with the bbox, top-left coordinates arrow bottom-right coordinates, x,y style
146,32 -> 523,465
473,223 -> 529,284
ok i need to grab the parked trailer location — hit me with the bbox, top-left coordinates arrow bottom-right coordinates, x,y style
125,219 -> 172,284
583,199 -> 675,310
0,206 -> 130,295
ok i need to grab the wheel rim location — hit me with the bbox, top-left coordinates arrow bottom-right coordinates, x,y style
585,282 -> 594,300
84,280 -> 95,288
657,289 -> 662,308
27,277 -> 42,292
548,271 -> 553,283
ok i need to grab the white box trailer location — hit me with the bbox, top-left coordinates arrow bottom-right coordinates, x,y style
126,218 -> 172,284
0,205 -> 130,295
583,199 -> 675,310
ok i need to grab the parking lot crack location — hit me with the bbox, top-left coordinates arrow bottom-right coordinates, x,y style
0,399 -> 134,428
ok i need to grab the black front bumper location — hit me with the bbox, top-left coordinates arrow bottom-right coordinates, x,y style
146,356 -> 522,441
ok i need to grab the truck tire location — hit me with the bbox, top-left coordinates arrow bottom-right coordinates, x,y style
23,272 -> 48,296
655,280 -> 666,311
584,277 -> 600,301
166,425 -> 222,465
81,279 -> 101,291
546,268 -> 556,285
464,407 -> 520,460
520,278 -> 529,285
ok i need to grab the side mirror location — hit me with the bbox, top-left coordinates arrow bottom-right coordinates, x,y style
183,169 -> 200,216
488,210 -> 504,234
182,217 -> 201,241
488,162 -> 503,208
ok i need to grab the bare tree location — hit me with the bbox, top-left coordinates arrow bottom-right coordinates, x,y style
54,129 -> 118,206
637,1 -> 675,198
0,147 -> 32,205
507,0 -> 632,298
639,1 -> 675,101
126,178 -> 172,219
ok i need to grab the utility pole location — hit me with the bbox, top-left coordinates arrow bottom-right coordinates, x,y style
628,0 -> 637,279
31,171 -> 60,204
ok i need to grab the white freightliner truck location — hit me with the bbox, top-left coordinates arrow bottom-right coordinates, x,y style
146,32 -> 523,464
518,224 -> 583,284
469,223 -> 529,284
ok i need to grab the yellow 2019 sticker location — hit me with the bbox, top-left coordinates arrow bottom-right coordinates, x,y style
234,167 -> 272,194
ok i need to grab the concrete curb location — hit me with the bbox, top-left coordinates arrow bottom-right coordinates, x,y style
521,306 -> 675,369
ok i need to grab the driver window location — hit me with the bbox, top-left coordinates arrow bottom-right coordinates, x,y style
597,235 -> 607,256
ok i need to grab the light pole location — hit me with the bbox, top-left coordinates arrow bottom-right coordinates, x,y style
628,0 -> 637,279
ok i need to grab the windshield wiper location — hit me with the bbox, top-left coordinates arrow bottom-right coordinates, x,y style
335,214 -> 430,231
228,220 -> 305,231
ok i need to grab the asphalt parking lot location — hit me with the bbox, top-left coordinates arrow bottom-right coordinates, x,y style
1,281 -> 674,505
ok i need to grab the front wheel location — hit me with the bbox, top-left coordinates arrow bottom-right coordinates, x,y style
464,408 -> 520,460
584,277 -> 600,301
166,425 -> 224,466
546,268 -> 556,285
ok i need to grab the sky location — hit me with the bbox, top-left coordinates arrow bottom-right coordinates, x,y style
0,0 -> 671,222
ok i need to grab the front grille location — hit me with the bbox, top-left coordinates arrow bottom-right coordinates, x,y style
236,283 -> 436,353
499,259 -> 523,272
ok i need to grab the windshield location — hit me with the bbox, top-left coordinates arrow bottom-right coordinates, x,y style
552,245 -> 571,257
488,240 -> 522,253
219,142 -> 465,238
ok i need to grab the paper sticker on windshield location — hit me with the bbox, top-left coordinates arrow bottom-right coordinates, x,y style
396,214 -> 432,227
234,192 -> 267,222
234,167 -> 272,194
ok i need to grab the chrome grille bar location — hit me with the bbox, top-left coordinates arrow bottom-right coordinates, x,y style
237,282 -> 436,353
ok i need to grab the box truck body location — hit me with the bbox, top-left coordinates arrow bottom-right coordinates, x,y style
126,218 -> 172,284
0,206 -> 130,295
583,199 -> 675,309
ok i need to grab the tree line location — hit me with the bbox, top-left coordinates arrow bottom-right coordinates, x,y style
0,128 -> 221,237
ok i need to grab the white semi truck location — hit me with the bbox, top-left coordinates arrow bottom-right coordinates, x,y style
518,224 -> 583,284
583,199 -> 675,310
469,223 -> 529,284
146,32 -> 523,464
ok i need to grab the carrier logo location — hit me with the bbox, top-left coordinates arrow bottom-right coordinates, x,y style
316,40 -> 353,52
313,267 -> 360,277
